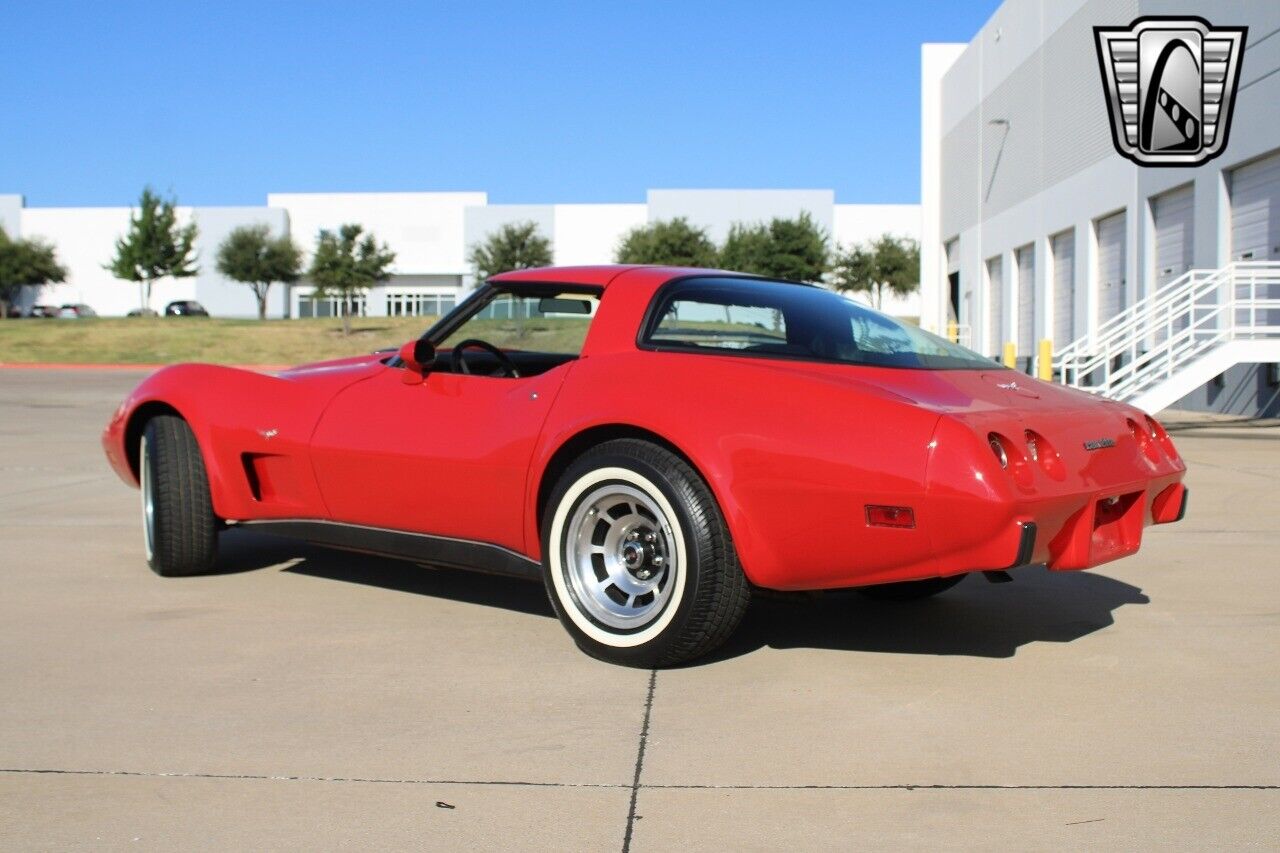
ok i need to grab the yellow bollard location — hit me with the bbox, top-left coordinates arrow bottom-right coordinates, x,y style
1037,339 -> 1053,380
1002,342 -> 1017,368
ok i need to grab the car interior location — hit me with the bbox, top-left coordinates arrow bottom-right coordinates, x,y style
423,286 -> 601,379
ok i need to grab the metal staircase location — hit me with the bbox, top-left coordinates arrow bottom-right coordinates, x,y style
1053,261 -> 1280,413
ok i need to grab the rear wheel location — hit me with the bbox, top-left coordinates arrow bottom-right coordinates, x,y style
140,415 -> 218,577
542,439 -> 749,667
856,575 -> 965,601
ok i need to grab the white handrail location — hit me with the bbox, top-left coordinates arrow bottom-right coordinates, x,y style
1051,261 -> 1280,404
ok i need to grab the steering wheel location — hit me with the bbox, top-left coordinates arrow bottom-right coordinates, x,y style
450,338 -> 520,378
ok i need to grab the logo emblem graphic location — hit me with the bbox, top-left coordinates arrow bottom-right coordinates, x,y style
1083,437 -> 1116,451
1094,16 -> 1246,166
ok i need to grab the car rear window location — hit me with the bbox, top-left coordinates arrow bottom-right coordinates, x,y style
642,276 -> 995,370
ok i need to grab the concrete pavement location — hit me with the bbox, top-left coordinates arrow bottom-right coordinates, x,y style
0,369 -> 1276,850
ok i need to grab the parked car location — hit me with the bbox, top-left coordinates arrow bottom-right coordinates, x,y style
27,305 -> 60,318
102,266 -> 1188,666
126,308 -> 159,318
164,300 -> 208,317
58,303 -> 97,318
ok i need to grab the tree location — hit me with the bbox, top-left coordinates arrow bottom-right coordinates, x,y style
307,224 -> 396,335
719,212 -> 829,282
106,187 -> 199,313
718,223 -> 772,276
215,224 -> 302,320
0,227 -> 66,318
830,234 -> 921,310
469,221 -> 552,280
614,218 -> 719,267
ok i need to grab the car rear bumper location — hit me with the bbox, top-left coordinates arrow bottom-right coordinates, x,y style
918,408 -> 1187,581
937,478 -> 1187,581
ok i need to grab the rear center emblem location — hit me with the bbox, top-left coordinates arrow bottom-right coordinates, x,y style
1083,437 -> 1116,451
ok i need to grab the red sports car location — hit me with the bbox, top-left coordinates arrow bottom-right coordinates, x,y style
103,266 -> 1187,666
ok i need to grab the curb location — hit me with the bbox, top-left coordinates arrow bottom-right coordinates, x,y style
0,363 -> 291,372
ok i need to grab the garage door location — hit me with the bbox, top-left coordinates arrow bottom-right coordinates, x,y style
1096,211 -> 1127,324
1016,245 -> 1035,360
1231,151 -> 1280,261
1052,230 -> 1075,346
1153,184 -> 1194,288
986,254 -> 1003,356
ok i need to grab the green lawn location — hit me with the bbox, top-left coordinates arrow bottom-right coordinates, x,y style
0,315 -> 598,366
0,316 -> 437,365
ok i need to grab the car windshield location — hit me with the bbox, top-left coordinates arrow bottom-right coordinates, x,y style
643,276 -> 996,370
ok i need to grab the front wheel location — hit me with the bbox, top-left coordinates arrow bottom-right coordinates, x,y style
542,439 -> 749,667
140,415 -> 218,577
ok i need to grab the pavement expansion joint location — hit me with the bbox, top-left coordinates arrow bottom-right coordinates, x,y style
1,769 -> 1276,791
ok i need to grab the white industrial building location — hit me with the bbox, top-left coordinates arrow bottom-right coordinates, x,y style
0,190 -> 920,320
920,0 -> 1280,416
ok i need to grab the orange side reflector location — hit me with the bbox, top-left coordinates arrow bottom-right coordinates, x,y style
866,505 -> 916,528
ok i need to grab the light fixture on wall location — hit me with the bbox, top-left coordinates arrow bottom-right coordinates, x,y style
985,119 -> 1011,203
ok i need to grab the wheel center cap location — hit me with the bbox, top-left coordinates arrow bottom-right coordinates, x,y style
622,542 -> 645,570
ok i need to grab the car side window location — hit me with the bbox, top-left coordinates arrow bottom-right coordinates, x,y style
650,299 -> 787,351
439,292 -> 600,355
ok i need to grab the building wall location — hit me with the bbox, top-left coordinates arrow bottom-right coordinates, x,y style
5,190 -> 922,319
833,203 -> 923,316
463,204 -> 556,278
0,195 -> 22,238
922,0 -> 1280,410
190,207 -> 291,318
20,207 -> 147,315
268,191 -> 486,279
1172,363 -> 1280,418
646,189 -> 836,245
551,204 -> 647,266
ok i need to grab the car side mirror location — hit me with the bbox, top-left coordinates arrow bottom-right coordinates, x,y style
398,339 -> 436,385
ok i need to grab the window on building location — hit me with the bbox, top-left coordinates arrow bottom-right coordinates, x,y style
297,293 -> 367,319
385,292 -> 457,317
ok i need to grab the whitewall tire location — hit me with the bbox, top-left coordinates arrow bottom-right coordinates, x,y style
541,439 -> 749,667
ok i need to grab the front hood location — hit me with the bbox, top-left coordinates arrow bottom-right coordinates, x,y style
277,351 -> 389,380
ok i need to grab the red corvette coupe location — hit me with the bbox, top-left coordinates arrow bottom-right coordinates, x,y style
103,265 -> 1187,666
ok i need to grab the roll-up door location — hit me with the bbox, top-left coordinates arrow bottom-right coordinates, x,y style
986,255 -> 1003,356
1016,245 -> 1035,360
1096,211 -> 1127,324
1230,151 -> 1280,261
1052,230 -> 1075,346
1153,184 -> 1194,288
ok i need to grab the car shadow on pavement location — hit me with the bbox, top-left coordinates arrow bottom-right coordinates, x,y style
699,566 -> 1149,664
213,527 -> 554,618
215,529 -> 1148,662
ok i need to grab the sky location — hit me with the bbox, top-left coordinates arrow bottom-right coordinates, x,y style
1,1 -> 1000,208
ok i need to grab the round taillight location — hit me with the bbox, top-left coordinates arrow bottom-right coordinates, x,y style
1146,416 -> 1180,462
990,432 -> 1033,489
989,436 -> 1008,468
1025,429 -> 1065,480
1128,418 -> 1160,463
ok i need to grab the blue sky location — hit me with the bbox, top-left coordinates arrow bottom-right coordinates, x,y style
2,1 -> 998,208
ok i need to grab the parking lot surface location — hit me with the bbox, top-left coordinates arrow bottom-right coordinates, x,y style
1,369 -> 1277,850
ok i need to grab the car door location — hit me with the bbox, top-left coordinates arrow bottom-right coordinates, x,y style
308,362 -> 570,555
